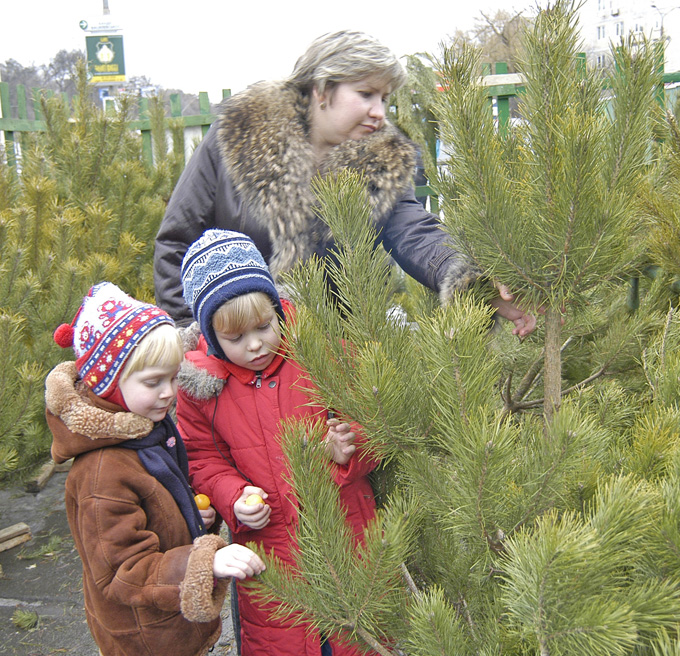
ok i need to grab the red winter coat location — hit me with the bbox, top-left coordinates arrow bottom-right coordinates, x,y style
176,311 -> 378,656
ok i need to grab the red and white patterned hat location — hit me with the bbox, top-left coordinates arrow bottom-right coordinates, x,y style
53,282 -> 174,396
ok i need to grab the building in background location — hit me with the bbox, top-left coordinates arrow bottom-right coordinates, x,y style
579,0 -> 680,72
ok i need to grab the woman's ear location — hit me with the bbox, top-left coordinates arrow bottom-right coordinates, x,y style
312,86 -> 327,109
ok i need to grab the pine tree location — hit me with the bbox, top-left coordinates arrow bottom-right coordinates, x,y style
245,2 -> 680,654
0,64 -> 174,479
642,111 -> 680,295
433,0 -> 661,423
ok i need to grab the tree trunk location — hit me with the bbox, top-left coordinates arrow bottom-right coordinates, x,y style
543,306 -> 562,429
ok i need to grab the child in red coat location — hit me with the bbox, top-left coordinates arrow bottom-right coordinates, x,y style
176,230 -> 379,656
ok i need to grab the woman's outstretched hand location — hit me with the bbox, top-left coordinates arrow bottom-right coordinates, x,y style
489,284 -> 542,338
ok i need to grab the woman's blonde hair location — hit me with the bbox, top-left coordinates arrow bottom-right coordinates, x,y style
289,30 -> 407,96
212,292 -> 278,335
120,324 -> 184,382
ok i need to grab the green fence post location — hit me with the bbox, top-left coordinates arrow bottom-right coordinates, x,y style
170,93 -> 181,118
655,41 -> 665,107
0,82 -> 17,171
199,92 -> 211,137
16,84 -> 27,120
482,63 -> 493,118
16,84 -> 31,164
138,96 -> 152,167
32,87 -> 43,121
577,52 -> 586,76
495,62 -> 510,136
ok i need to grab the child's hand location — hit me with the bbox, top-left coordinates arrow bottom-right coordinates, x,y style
213,543 -> 266,579
194,493 -> 217,529
234,486 -> 271,530
199,506 -> 217,529
325,419 -> 357,465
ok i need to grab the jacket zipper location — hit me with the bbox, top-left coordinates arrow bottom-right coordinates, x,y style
255,372 -> 262,388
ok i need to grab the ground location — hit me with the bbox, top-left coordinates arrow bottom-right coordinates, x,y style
0,468 -> 238,656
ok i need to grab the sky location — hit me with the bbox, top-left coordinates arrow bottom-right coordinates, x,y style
1,0 -> 529,102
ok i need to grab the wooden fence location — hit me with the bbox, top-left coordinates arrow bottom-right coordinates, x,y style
2,66 -> 679,306
2,64 -> 680,196
0,82 -> 232,170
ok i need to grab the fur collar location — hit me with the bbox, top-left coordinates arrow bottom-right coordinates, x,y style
178,359 -> 226,402
216,81 -> 417,276
46,362 -> 153,460
178,332 -> 285,403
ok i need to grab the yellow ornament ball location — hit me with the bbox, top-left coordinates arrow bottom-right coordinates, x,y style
245,493 -> 264,506
194,494 -> 211,510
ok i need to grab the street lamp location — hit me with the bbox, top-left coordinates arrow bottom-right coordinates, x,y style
651,3 -> 679,42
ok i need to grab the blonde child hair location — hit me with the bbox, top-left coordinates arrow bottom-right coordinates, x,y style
211,292 -> 278,336
120,323 -> 184,383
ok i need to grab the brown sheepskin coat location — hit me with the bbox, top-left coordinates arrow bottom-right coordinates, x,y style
45,361 -> 228,656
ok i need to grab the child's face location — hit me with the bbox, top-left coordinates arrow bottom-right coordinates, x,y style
214,311 -> 282,371
118,364 -> 180,421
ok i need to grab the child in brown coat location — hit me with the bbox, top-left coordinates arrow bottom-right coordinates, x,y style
45,281 -> 264,656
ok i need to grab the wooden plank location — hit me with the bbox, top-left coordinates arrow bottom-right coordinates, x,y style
0,117 -> 47,131
24,460 -> 56,493
0,522 -> 32,552
0,533 -> 32,553
0,522 -> 31,543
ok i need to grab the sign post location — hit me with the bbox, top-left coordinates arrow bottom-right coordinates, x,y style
80,15 -> 126,92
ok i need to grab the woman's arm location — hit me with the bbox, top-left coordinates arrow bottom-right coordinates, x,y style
381,190 -> 538,336
154,126 -> 222,324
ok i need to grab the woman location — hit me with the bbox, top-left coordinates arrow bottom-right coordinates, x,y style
153,30 -> 536,335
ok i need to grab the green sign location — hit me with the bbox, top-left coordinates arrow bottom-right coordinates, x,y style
86,35 -> 126,84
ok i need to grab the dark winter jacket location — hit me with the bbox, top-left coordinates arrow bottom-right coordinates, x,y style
45,361 -> 228,656
154,80 -> 478,324
175,303 -> 379,656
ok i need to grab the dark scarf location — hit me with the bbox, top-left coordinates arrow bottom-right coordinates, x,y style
120,416 -> 206,540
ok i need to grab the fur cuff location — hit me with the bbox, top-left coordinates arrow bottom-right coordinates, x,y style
180,534 -> 229,622
438,257 -> 482,305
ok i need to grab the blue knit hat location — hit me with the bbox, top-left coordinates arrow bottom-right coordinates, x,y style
181,230 -> 284,359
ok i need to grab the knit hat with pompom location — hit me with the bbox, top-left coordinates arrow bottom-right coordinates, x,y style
53,282 -> 174,397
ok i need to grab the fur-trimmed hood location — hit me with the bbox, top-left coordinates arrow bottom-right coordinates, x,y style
179,355 -> 226,402
176,322 -> 227,401
216,81 -> 418,277
45,361 -> 153,463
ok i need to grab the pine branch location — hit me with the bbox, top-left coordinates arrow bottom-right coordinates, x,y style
510,361 -> 610,411
457,593 -> 478,640
502,349 -> 545,415
354,627 -> 395,656
400,562 -> 420,598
